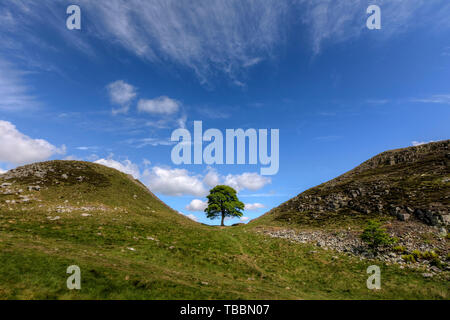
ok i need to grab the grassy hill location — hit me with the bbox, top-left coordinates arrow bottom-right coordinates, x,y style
0,160 -> 448,299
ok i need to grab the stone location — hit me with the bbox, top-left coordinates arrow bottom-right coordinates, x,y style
414,209 -> 439,226
441,215 -> 450,226
397,212 -> 410,222
430,266 -> 441,273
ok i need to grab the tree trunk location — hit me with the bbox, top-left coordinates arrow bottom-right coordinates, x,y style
221,212 -> 225,226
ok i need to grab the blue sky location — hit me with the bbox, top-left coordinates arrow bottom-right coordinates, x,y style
0,0 -> 449,225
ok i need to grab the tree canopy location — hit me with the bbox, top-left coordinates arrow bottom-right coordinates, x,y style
204,185 -> 244,226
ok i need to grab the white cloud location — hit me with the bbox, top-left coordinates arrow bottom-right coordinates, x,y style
186,199 -> 208,212
138,96 -> 180,115
185,214 -> 198,222
94,158 -> 140,179
412,140 -> 435,147
0,168 -> 7,174
0,120 -> 65,165
75,146 -> 100,152
203,167 -> 221,188
142,166 -> 270,197
411,95 -> 450,105
106,80 -> 137,114
244,203 -> 265,211
240,216 -> 250,222
144,167 -> 207,197
224,172 -> 271,192
126,137 -> 175,148
142,158 -> 151,167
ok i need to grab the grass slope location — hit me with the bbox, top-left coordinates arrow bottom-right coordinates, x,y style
0,161 -> 448,299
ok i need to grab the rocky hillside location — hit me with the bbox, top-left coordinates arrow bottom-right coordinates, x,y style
256,140 -> 449,227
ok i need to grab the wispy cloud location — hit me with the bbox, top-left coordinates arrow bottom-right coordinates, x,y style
366,99 -> 390,105
411,95 -> 450,105
297,0 -> 450,54
3,0 -> 449,85
0,59 -> 38,111
0,1 -> 95,60
125,137 -> 175,148
79,0 -> 289,84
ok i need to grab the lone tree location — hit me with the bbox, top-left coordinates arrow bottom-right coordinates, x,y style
205,185 -> 244,226
360,220 -> 396,254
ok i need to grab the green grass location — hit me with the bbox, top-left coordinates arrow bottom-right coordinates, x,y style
0,161 -> 448,300
1,209 -> 448,299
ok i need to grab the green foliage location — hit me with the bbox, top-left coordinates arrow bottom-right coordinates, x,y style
402,254 -> 416,264
205,185 -> 245,226
412,250 -> 423,260
402,250 -> 443,269
393,245 -> 406,254
360,220 -> 396,253
421,250 -> 438,260
420,251 -> 443,269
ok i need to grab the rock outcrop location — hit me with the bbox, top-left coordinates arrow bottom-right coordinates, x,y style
262,140 -> 450,227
